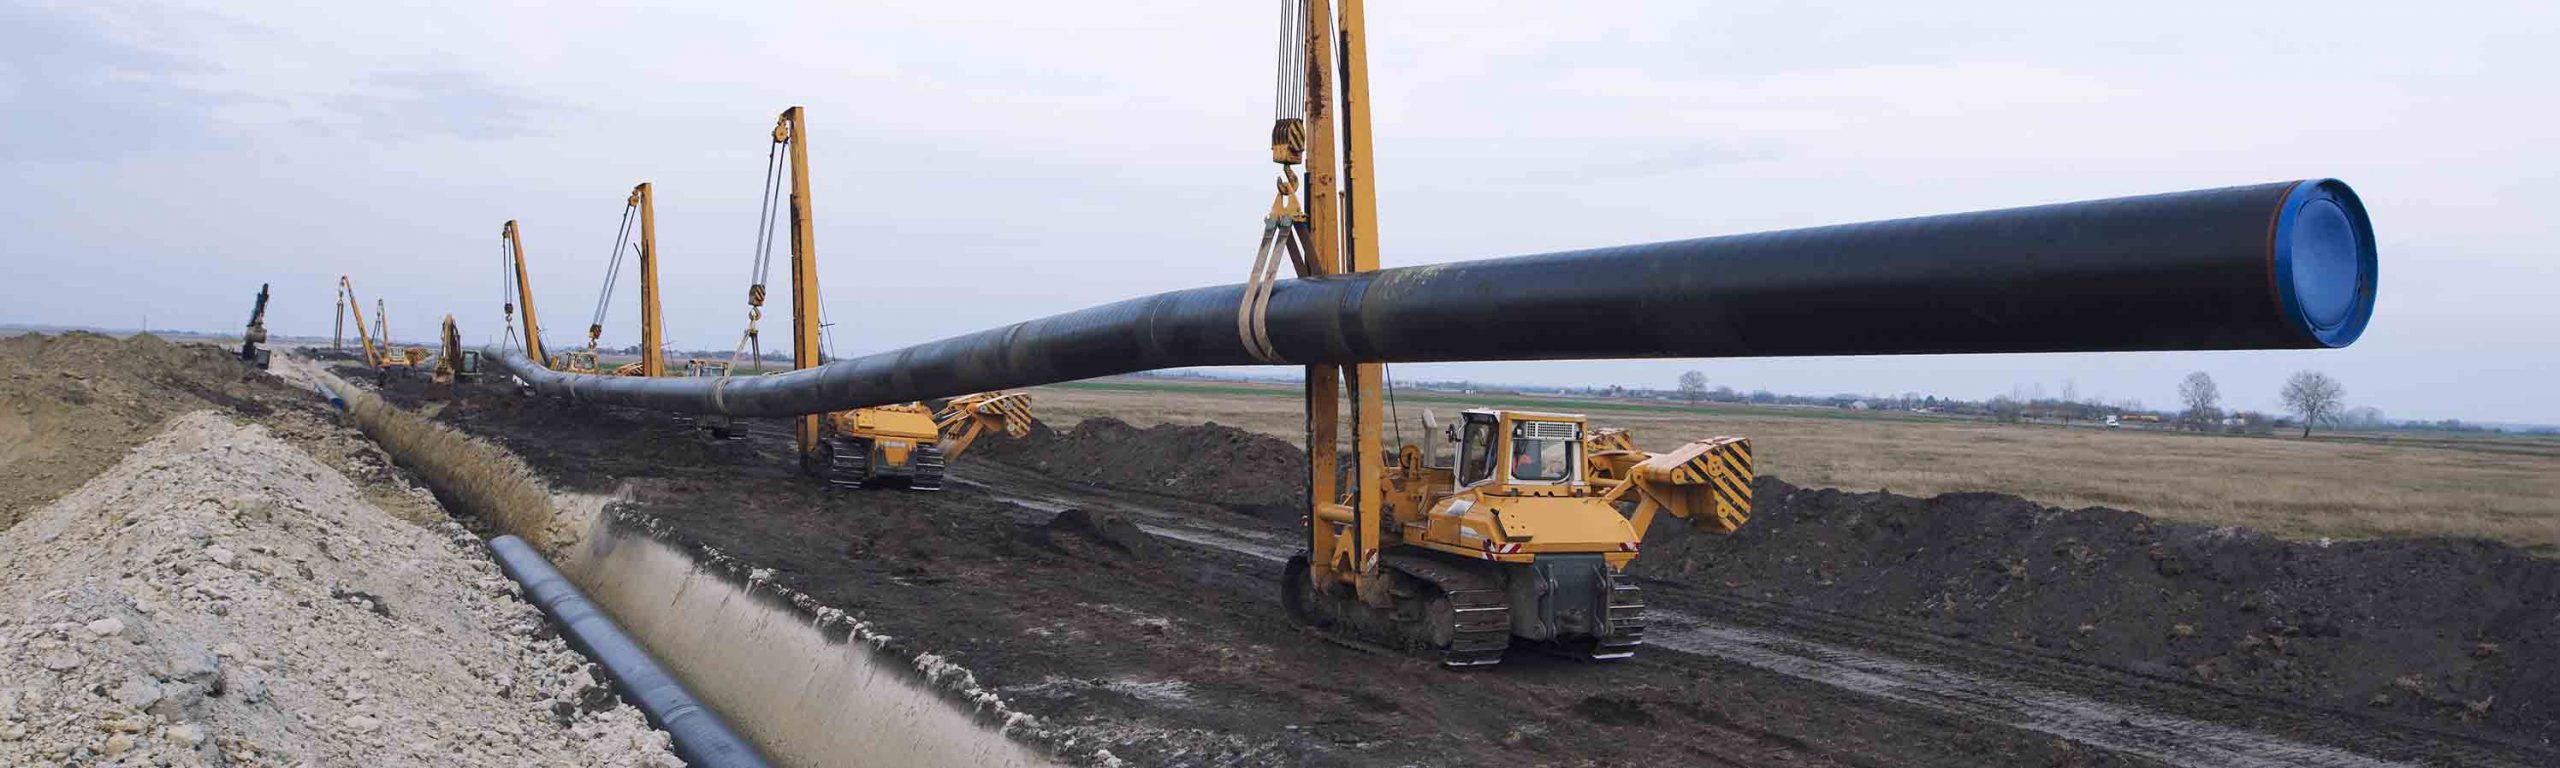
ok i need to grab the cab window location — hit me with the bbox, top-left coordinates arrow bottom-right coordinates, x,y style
1508,421 -> 1577,483
1458,418 -> 1497,487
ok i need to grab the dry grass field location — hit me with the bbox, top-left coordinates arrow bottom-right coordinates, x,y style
1028,378 -> 2560,555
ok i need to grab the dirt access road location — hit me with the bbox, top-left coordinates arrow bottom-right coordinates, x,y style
381,376 -> 2555,767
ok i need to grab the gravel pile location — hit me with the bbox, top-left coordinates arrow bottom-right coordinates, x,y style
0,411 -> 679,766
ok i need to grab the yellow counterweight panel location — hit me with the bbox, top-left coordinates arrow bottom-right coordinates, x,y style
933,392 -> 1036,459
833,404 -> 941,443
1630,436 -> 1754,535
878,440 -> 915,466
1418,493 -> 1640,564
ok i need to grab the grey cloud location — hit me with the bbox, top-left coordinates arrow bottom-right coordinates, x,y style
325,69 -> 559,142
0,4 -> 242,162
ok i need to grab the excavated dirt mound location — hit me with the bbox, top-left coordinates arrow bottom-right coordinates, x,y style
976,418 -> 1307,524
1634,480 -> 2560,742
1,334 -> 439,530
0,411 -> 676,766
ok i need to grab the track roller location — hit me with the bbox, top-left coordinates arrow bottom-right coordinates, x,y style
1279,552 -> 1511,668
1586,571 -> 1646,661
908,444 -> 946,491
826,436 -> 873,488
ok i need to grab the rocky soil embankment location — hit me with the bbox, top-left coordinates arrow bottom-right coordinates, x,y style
0,410 -> 679,766
2,332 -> 440,529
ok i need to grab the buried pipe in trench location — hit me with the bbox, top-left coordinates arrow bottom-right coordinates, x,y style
487,534 -> 775,768
485,179 -> 2377,417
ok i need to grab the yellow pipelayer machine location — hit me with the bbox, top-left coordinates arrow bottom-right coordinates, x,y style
746,107 -> 1037,491
499,220 -> 554,371
1265,0 -> 1752,665
337,276 -> 429,374
817,392 -> 1036,491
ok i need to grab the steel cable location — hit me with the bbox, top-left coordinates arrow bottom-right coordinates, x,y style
591,202 -> 638,335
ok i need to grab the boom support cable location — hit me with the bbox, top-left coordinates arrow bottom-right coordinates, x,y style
1273,0 -> 1306,121
590,200 -> 639,351
500,231 -> 518,352
726,135 -> 793,374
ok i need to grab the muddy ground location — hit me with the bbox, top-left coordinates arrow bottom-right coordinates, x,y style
996,418 -> 2560,744
1635,484 -> 2560,742
386,379 -> 2560,767
978,419 -> 1307,525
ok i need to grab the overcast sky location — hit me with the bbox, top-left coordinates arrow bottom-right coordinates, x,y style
5,1 -> 2555,424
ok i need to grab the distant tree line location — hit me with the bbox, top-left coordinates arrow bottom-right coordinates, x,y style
1145,366 -> 2551,439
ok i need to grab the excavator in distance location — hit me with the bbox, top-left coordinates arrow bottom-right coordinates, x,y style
238,283 -> 272,369
1257,0 -> 1753,665
431,315 -> 480,386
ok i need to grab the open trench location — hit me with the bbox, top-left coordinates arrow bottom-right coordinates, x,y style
552,517 -> 1055,767
289,357 -> 1061,767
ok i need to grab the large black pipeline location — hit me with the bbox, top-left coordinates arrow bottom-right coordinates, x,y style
486,179 -> 2377,417
487,535 -> 774,768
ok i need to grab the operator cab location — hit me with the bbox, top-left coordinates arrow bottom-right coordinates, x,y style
1451,409 -> 1586,495
557,350 -> 601,374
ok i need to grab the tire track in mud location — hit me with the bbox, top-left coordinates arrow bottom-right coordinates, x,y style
953,462 -> 2540,768
955,477 -> 1296,564
1642,618 -> 2402,768
1646,587 -> 2555,768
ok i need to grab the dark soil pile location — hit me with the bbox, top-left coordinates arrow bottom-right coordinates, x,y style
1635,480 -> 2560,741
981,417 -> 2560,742
0,333 -> 325,527
1043,507 -> 1167,557
975,417 -> 1308,523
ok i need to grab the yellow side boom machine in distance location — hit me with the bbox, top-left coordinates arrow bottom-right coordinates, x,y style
338,276 -> 429,374
746,106 -> 1037,491
819,392 -> 1037,491
1261,0 -> 1752,665
499,220 -> 555,371
563,183 -> 669,378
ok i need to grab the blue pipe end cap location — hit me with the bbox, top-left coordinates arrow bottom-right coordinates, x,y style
2271,179 -> 2377,348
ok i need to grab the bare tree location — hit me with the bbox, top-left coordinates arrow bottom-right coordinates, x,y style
1677,370 -> 1708,404
2177,372 -> 2221,428
2280,371 -> 2346,438
2342,406 -> 2389,429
